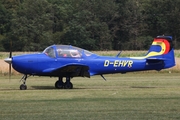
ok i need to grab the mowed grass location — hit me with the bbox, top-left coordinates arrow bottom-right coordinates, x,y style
0,73 -> 180,120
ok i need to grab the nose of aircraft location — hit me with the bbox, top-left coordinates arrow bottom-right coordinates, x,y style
4,58 -> 12,64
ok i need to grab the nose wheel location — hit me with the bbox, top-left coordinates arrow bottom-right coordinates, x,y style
19,75 -> 29,90
20,84 -> 27,90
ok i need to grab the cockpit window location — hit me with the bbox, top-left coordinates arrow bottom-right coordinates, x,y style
43,45 -> 96,58
43,47 -> 56,58
56,45 -> 82,58
70,50 -> 81,57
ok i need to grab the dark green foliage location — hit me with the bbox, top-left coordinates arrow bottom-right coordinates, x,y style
0,0 -> 180,51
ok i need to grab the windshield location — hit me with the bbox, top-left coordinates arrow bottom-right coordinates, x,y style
43,47 -> 56,58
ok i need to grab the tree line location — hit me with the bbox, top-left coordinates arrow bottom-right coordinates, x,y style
0,0 -> 180,51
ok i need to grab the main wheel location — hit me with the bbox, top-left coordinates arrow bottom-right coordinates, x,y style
55,81 -> 64,89
20,84 -> 27,90
64,82 -> 73,89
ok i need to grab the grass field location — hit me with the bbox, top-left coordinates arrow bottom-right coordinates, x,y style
0,73 -> 180,120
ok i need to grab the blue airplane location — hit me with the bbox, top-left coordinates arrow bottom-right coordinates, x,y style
4,36 -> 175,90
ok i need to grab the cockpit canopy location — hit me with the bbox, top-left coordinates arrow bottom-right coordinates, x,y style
43,45 -> 95,58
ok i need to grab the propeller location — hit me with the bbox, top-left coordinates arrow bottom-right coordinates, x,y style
4,41 -> 12,81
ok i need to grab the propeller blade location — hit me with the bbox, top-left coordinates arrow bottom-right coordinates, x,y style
9,41 -> 12,58
9,51 -> 12,58
9,40 -> 12,81
9,63 -> 11,81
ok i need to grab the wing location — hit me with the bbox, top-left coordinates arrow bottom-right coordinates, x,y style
46,64 -> 90,77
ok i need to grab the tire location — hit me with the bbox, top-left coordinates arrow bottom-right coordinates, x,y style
64,82 -> 73,89
20,84 -> 27,90
55,81 -> 64,89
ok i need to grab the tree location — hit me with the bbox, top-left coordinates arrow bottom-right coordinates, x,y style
62,0 -> 116,50
0,1 -> 12,51
4,0 -> 54,51
1,0 -> 180,51
143,0 -> 180,49
111,0 -> 147,50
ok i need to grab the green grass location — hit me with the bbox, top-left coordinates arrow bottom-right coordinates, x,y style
0,73 -> 180,120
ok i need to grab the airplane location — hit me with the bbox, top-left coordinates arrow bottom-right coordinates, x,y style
4,35 -> 175,90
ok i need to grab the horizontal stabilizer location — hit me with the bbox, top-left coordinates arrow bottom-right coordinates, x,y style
146,58 -> 164,66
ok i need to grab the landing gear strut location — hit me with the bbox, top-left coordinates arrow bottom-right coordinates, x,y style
20,75 -> 30,90
55,77 -> 73,89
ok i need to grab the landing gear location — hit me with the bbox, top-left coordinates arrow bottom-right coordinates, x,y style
55,77 -> 73,89
64,82 -> 73,89
55,77 -> 64,89
19,75 -> 73,90
20,75 -> 29,90
20,84 -> 27,90
64,77 -> 73,89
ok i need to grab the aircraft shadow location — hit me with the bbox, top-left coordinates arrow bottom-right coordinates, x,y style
31,86 -> 55,90
31,86 -> 86,90
130,86 -> 157,89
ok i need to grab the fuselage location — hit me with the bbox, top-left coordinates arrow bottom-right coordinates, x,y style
11,52 -> 165,77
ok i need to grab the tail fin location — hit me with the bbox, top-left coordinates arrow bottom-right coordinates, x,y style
145,36 -> 175,69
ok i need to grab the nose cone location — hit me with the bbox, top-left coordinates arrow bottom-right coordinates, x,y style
4,58 -> 12,64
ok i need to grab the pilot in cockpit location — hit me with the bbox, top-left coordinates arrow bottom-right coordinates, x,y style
70,50 -> 81,57
57,48 -> 81,58
57,49 -> 67,57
